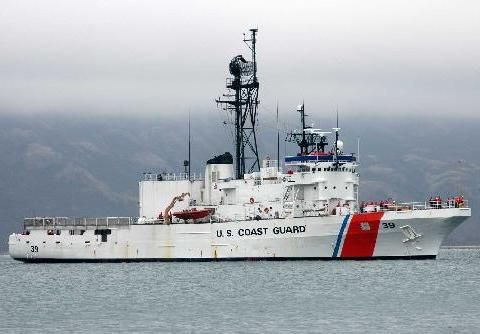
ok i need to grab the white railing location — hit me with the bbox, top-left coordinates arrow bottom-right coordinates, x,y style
361,200 -> 469,213
24,217 -> 138,228
143,172 -> 203,181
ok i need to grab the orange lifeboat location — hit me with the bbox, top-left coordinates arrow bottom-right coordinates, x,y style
172,208 -> 211,220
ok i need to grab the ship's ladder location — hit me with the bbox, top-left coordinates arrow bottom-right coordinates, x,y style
283,185 -> 293,202
282,186 -> 298,215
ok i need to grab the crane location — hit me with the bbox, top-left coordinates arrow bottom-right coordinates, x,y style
163,192 -> 190,225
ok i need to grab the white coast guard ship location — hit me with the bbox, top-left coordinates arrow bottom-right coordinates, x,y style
8,109 -> 471,262
8,29 -> 471,262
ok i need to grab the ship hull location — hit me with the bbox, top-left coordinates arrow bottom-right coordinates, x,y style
9,208 -> 470,262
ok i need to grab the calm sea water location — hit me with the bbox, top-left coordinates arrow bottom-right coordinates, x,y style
1,249 -> 479,334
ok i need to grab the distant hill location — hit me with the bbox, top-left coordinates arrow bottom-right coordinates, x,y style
1,113 -> 478,252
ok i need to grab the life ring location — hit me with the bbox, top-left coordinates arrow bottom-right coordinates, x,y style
264,207 -> 269,213
250,197 -> 255,204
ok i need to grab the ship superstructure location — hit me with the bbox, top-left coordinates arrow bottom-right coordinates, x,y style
8,29 -> 471,262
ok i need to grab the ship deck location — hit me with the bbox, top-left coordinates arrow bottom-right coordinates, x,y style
21,199 -> 469,230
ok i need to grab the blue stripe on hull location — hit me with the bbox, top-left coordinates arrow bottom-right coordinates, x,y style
332,214 -> 350,258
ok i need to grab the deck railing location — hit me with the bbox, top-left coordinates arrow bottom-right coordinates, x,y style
361,200 -> 469,213
24,217 -> 138,228
143,172 -> 203,181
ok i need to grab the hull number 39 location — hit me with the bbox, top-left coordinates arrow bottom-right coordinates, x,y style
382,222 -> 396,229
30,246 -> 39,252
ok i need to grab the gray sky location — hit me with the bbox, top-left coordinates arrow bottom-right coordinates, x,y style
1,0 -> 479,117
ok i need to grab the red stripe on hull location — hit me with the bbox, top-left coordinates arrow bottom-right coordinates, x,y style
340,212 -> 384,258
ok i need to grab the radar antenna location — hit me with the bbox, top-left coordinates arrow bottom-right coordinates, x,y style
286,103 -> 329,155
216,29 -> 260,179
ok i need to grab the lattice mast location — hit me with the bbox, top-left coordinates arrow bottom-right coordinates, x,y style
216,29 -> 260,179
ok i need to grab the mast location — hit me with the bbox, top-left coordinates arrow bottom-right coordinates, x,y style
276,102 -> 280,169
216,29 -> 260,179
333,109 -> 339,169
188,111 -> 191,180
301,103 -> 306,155
183,111 -> 191,180
296,103 -> 312,155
